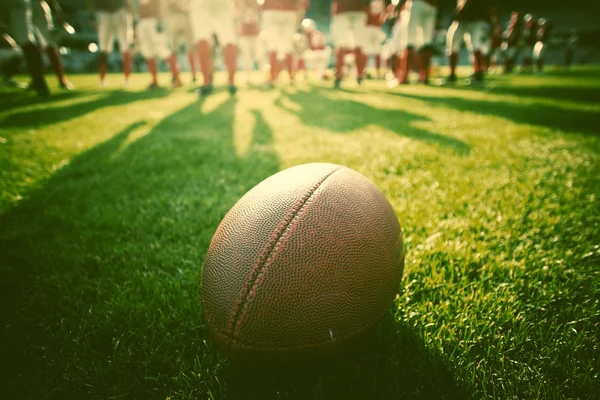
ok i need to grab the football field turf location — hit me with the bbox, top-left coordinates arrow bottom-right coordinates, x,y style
1,68 -> 599,399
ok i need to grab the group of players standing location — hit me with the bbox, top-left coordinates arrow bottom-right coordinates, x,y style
1,0 -> 555,98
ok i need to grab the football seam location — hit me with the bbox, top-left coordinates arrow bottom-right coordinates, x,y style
225,166 -> 344,351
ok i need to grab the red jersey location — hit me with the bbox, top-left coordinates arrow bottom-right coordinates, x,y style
262,0 -> 300,11
240,2 -> 260,36
366,0 -> 385,27
335,0 -> 367,14
138,0 -> 160,19
306,30 -> 326,51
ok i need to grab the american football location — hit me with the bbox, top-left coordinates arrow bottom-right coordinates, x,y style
1,0 -> 599,399
202,163 -> 404,358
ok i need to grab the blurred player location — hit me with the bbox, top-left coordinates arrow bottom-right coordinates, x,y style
521,14 -> 536,73
533,18 -> 551,73
502,11 -> 522,74
446,0 -> 489,84
190,0 -> 238,95
261,0 -> 307,88
166,0 -> 198,83
398,0 -> 438,85
331,0 -> 368,88
301,18 -> 331,80
293,30 -> 309,79
386,0 -> 404,83
4,0 -> 50,96
136,0 -> 181,88
238,0 -> 262,82
88,0 -> 134,86
487,7 -> 502,73
364,0 -> 386,79
32,1 -> 73,89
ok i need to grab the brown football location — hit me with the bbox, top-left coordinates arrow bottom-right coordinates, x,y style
201,163 -> 404,359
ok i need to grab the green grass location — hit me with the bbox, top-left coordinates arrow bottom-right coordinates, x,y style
0,67 -> 599,400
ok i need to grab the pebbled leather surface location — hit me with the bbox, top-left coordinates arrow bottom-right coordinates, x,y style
201,163 -> 404,357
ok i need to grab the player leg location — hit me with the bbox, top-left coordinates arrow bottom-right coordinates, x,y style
114,8 -> 132,85
34,1 -> 71,89
262,11 -> 282,86
10,0 -> 49,96
331,13 -> 350,86
190,1 -> 214,93
352,13 -> 368,83
445,20 -> 462,82
180,15 -> 198,83
214,5 -> 237,94
281,12 -> 297,83
399,3 -> 417,84
96,11 -> 112,86
467,21 -> 486,82
156,21 -> 180,88
390,18 -> 402,81
139,18 -> 162,88
417,4 -> 436,84
363,26 -> 377,79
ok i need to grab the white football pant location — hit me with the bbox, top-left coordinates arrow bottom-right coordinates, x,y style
446,20 -> 488,54
331,11 -> 367,49
97,7 -> 133,53
261,10 -> 297,59
189,0 -> 236,45
136,18 -> 171,59
399,0 -> 437,51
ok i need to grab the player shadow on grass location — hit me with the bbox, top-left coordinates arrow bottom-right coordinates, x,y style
384,91 -> 600,136
0,88 -> 170,128
0,95 -> 280,398
0,88 -> 86,113
275,86 -> 471,154
0,93 -> 472,399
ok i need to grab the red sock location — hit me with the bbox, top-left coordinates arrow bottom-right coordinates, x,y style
99,52 -> 107,82
269,51 -> 281,82
297,58 -> 306,71
223,43 -> 237,86
449,52 -> 458,76
122,51 -> 131,79
355,48 -> 367,78
146,58 -> 158,83
196,39 -> 213,85
473,50 -> 482,74
168,54 -> 180,80
187,51 -> 197,79
335,48 -> 347,80
375,54 -> 381,72
284,53 -> 294,80
418,48 -> 432,82
400,47 -> 415,83
46,46 -> 66,85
